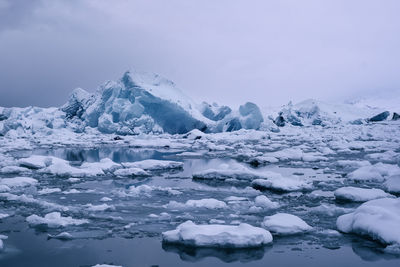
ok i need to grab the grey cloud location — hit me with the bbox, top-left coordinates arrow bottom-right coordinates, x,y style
0,0 -> 399,108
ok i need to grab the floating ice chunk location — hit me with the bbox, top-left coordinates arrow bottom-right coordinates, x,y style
18,155 -> 52,169
63,189 -> 80,194
164,198 -> 227,210
84,204 -> 114,212
100,197 -> 112,202
262,213 -> 313,235
148,212 -> 171,221
38,188 -> 62,195
251,174 -> 312,192
92,264 -> 122,267
309,190 -> 335,199
121,159 -> 183,171
254,195 -> 280,209
0,213 -> 10,219
336,160 -> 371,169
81,158 -> 121,173
337,198 -> 400,245
384,176 -> 400,194
162,220 -> 272,248
334,186 -> 393,202
114,167 -> 150,177
193,163 -> 265,181
309,204 -> 354,217
40,159 -> 104,177
0,185 -> 10,192
0,166 -> 31,174
26,212 -> 88,228
48,232 -> 73,240
0,177 -> 37,188
128,184 -> 153,196
347,163 -> 400,182
224,196 -> 247,202
0,193 -> 67,211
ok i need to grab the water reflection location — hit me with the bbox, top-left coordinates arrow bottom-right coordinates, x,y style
32,147 -> 167,163
162,243 -> 269,263
352,239 -> 400,261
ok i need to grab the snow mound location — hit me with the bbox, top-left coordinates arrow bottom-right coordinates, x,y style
162,220 -> 272,248
26,212 -> 88,228
334,187 -> 393,202
337,198 -> 400,246
262,213 -> 313,235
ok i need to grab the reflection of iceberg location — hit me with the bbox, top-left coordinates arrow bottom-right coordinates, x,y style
162,242 -> 269,263
352,240 -> 400,262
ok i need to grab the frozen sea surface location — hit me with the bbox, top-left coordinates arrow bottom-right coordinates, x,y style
1,122 -> 400,266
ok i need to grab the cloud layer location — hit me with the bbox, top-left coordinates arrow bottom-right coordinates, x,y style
1,0 -> 399,108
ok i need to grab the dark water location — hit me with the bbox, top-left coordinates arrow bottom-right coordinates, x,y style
1,220 -> 399,267
1,147 -> 400,266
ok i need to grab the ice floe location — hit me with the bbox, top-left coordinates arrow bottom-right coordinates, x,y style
26,212 -> 88,228
337,198 -> 400,246
164,198 -> 227,210
121,159 -> 183,171
262,213 -> 313,235
334,186 -> 393,202
251,174 -> 312,192
0,177 -> 37,188
162,220 -> 272,248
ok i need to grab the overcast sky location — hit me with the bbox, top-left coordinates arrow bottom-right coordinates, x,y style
1,0 -> 399,108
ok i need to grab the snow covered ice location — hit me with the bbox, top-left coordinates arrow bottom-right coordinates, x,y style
334,186 -> 393,202
337,198 -> 400,246
162,220 -> 272,248
262,213 -> 313,235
